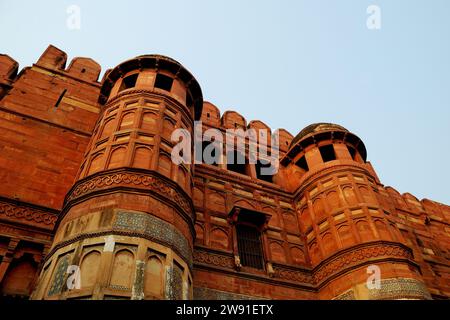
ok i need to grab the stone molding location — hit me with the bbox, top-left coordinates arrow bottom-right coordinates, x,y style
193,241 -> 417,290
0,197 -> 58,230
193,248 -> 235,269
312,241 -> 415,286
62,168 -> 195,229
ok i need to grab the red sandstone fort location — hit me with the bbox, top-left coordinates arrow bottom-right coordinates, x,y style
0,45 -> 448,300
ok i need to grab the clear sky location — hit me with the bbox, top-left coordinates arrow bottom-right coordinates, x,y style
1,0 -> 449,204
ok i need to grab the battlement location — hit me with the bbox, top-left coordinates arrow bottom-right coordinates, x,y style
35,45 -> 101,83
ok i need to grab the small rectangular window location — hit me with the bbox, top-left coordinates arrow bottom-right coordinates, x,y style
119,74 -> 138,92
256,159 -> 273,183
227,150 -> 247,175
155,74 -> 173,92
319,144 -> 336,162
296,155 -> 309,171
347,145 -> 356,160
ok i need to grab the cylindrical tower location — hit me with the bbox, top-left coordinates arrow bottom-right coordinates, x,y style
32,55 -> 202,300
281,123 -> 431,300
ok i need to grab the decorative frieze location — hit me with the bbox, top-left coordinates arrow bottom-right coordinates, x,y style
272,264 -> 311,284
0,198 -> 58,230
65,169 -> 193,219
193,248 -> 234,269
313,241 -> 414,285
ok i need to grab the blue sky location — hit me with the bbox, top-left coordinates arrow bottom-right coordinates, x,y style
1,0 -> 449,204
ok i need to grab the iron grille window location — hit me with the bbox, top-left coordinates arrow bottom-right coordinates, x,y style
236,224 -> 264,269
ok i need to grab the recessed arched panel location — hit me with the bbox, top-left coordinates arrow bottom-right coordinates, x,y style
119,112 -> 135,130
210,228 -> 229,250
300,207 -> 312,232
326,191 -> 341,209
374,219 -> 391,240
308,241 -> 320,265
343,186 -> 358,206
389,223 -> 403,242
162,117 -> 176,139
141,112 -> 158,131
193,187 -> 204,207
359,186 -> 375,204
321,232 -> 337,256
270,242 -> 286,263
144,256 -> 164,299
101,118 -> 116,139
178,166 -> 188,190
356,219 -> 372,242
110,250 -> 134,290
158,153 -> 172,178
132,147 -> 152,169
88,153 -> 104,175
80,250 -> 101,288
283,212 -> 299,234
195,223 -> 204,245
207,192 -> 226,212
108,147 -> 127,169
313,198 -> 326,221
337,224 -> 353,248
290,247 -> 305,265
267,210 -> 280,228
